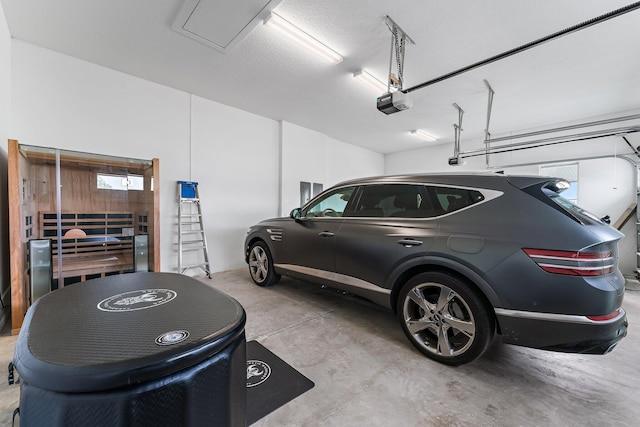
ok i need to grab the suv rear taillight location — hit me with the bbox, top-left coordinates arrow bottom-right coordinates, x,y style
523,247 -> 615,277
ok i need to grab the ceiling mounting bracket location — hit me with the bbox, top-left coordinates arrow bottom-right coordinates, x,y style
384,16 -> 415,92
449,103 -> 465,166
484,80 -> 495,166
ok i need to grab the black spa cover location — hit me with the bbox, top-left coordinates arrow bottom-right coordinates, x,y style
13,272 -> 247,427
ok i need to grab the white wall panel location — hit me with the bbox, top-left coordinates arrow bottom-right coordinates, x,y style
385,143 -> 485,175
11,40 -> 192,273
9,41 -> 380,274
190,95 -> 280,271
0,4 -> 9,149
280,121 -> 384,216
280,121 -> 326,215
326,137 -> 384,186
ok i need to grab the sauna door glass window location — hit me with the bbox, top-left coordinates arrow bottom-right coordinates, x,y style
97,174 -> 144,191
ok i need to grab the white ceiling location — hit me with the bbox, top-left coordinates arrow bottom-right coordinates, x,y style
2,0 -> 639,154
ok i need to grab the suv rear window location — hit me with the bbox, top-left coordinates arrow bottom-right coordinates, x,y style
432,186 -> 485,213
345,184 -> 485,218
542,188 -> 604,225
349,184 -> 435,218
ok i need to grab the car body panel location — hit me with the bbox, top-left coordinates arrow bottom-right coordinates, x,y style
279,217 -> 343,273
334,217 -> 439,290
244,173 -> 628,356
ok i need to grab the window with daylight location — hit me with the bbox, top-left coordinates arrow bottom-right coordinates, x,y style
97,174 -> 144,191
540,163 -> 578,204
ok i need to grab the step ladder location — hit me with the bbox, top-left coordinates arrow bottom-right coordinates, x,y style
178,181 -> 211,278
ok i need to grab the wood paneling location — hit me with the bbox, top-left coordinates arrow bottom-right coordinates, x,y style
8,141 -> 161,333
9,140 -> 26,334
40,211 -> 135,282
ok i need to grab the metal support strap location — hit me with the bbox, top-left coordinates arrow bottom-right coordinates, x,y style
484,80 -> 495,166
449,103 -> 465,166
384,15 -> 414,92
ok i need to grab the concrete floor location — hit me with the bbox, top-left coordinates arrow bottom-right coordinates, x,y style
1,269 -> 639,426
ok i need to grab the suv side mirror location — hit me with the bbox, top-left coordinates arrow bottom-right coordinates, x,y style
290,208 -> 302,220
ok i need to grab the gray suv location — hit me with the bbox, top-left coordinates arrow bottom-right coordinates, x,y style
244,174 -> 628,365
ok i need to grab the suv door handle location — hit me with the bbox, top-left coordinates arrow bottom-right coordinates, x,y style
398,239 -> 423,247
319,231 -> 335,238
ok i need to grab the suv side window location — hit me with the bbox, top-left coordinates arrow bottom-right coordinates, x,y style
431,186 -> 485,213
347,184 -> 441,218
303,186 -> 355,218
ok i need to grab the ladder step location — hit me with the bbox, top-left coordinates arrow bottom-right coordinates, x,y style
181,247 -> 207,253
181,263 -> 210,270
180,230 -> 205,235
181,240 -> 206,245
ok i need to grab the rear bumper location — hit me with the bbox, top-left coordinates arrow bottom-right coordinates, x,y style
496,307 -> 628,354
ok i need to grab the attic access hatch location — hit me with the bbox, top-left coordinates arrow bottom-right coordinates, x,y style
173,0 -> 283,52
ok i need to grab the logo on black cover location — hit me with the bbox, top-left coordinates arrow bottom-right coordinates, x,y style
246,360 -> 271,388
155,330 -> 190,346
97,289 -> 177,312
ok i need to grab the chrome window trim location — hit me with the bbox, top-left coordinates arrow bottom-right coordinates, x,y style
300,184 -> 357,219
494,307 -> 625,325
298,181 -> 504,221
338,182 -> 503,221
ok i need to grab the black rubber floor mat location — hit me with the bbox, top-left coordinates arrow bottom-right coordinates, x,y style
246,340 -> 314,425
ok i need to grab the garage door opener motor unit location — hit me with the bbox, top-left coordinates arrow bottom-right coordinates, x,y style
376,91 -> 413,115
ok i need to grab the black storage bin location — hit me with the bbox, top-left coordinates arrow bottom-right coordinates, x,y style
13,272 -> 247,427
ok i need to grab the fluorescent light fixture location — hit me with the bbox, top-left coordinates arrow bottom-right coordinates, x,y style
410,129 -> 438,142
353,69 -> 388,93
264,12 -> 343,64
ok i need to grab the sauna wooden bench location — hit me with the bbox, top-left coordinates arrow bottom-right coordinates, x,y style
39,212 -> 135,282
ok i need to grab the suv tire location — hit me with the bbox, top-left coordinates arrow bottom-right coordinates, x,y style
398,272 -> 494,365
248,241 -> 281,287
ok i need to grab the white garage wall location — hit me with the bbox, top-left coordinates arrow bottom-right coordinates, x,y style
10,37 -> 633,277
0,4 -> 9,148
326,136 -> 384,186
280,121 -> 327,216
0,4 -> 11,329
577,157 -> 635,222
385,143 -> 459,174
11,40 -> 191,273
10,41 -> 382,274
189,95 -> 280,271
280,121 -> 384,216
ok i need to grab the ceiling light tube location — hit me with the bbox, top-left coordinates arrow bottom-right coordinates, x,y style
410,129 -> 438,142
353,69 -> 388,93
264,12 -> 343,64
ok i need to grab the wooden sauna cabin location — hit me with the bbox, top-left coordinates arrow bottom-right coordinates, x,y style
8,140 -> 160,333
